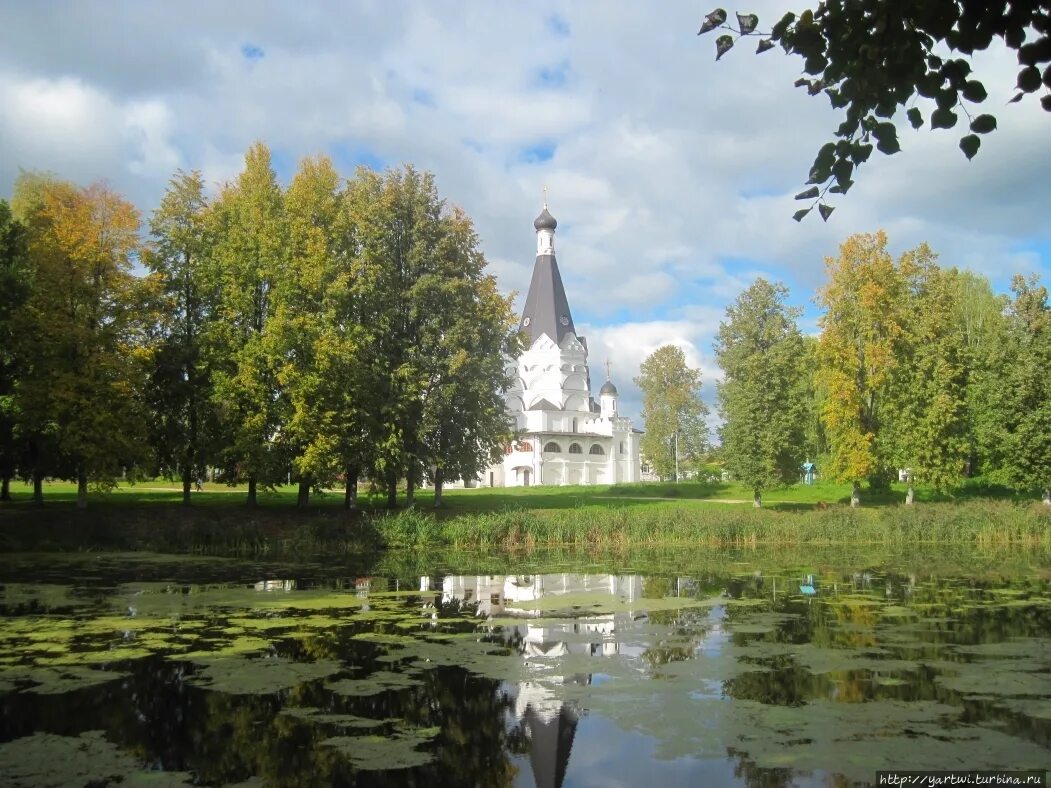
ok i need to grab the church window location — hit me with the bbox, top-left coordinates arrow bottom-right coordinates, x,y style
543,442 -> 561,453
572,418 -> 578,432
569,443 -> 583,454
589,444 -> 604,456
620,441 -> 625,455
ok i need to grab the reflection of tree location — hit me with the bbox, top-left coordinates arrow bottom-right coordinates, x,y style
727,747 -> 794,788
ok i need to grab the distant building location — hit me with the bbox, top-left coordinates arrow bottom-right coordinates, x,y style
485,204 -> 642,487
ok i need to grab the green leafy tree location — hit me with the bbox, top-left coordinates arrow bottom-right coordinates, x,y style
947,269 -> 1009,478
350,166 -> 447,508
208,143 -> 288,506
0,199 -> 29,501
271,155 -> 346,508
714,278 -> 808,507
815,231 -> 908,506
699,2 -> 1051,218
413,207 -> 519,507
12,179 -> 149,507
890,250 -> 970,501
635,345 -> 709,482
983,274 -> 1051,503
145,170 -> 220,505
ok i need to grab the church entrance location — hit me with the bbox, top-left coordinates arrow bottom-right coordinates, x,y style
522,469 -> 531,486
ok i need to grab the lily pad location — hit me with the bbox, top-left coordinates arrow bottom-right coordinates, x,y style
187,656 -> 342,695
321,725 -> 440,770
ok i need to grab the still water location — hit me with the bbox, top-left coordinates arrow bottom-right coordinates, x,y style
0,550 -> 1049,786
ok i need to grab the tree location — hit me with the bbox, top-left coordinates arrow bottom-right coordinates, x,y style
983,274 -> 1051,503
12,179 -> 149,507
413,208 -> 519,507
270,155 -> 346,508
635,345 -> 709,482
946,269 -> 1009,478
699,2 -> 1051,218
145,170 -> 220,506
208,143 -> 288,506
890,250 -> 970,501
714,278 -> 808,507
815,231 -> 908,506
0,199 -> 29,501
350,166 -> 446,508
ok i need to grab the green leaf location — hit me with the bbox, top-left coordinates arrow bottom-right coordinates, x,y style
961,80 -> 987,102
850,143 -> 873,164
907,108 -> 924,129
756,39 -> 775,54
794,186 -> 820,200
792,208 -> 811,222
959,134 -> 980,160
1009,92 -> 1025,103
828,180 -> 853,194
715,35 -> 735,60
832,158 -> 854,187
930,108 -> 958,129
817,203 -> 835,222
697,9 -> 727,35
736,12 -> 758,34
872,123 -> 900,155
1017,66 -> 1041,93
969,114 -> 997,134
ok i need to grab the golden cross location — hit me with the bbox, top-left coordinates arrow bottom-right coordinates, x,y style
605,358 -> 612,379
543,185 -> 548,209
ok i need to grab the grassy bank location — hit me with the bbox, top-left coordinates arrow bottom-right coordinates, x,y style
375,500 -> 1051,551
1,499 -> 1047,556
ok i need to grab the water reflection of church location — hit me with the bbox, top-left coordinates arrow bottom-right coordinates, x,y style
424,573 -> 644,788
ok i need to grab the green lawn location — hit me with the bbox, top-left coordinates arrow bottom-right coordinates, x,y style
0,476 -> 1033,514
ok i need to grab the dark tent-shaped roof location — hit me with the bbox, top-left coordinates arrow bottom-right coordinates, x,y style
520,254 -> 576,346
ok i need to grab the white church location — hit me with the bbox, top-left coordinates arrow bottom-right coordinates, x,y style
484,204 -> 643,488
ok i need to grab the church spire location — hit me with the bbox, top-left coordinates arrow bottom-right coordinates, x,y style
520,201 -> 575,346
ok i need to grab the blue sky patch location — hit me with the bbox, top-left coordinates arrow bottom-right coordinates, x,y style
332,142 -> 384,173
241,43 -> 265,61
546,14 -> 570,37
519,141 -> 556,164
411,88 -> 435,107
535,60 -> 570,88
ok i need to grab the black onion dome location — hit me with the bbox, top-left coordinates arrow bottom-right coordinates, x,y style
600,379 -> 618,396
534,207 -> 557,231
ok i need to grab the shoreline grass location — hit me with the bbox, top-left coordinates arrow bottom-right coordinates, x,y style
1,497 -> 1047,557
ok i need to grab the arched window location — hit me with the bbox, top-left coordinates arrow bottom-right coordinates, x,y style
572,417 -> 578,432
619,441 -> 625,455
543,442 -> 561,453
569,443 -> 583,454
589,444 -> 604,456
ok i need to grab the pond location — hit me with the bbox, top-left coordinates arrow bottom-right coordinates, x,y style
0,549 -> 1049,786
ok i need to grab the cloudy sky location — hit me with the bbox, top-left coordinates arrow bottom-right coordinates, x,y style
2,1 -> 1049,423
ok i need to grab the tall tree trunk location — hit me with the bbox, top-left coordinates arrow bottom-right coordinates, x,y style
0,476 -> 10,502
850,481 -> 861,508
344,466 -> 359,510
297,476 -> 311,508
405,472 -> 416,509
434,468 -> 444,509
905,484 -> 915,505
33,470 -> 43,507
386,468 -> 398,509
753,490 -> 761,508
182,464 -> 192,507
247,475 -> 257,507
76,469 -> 88,509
